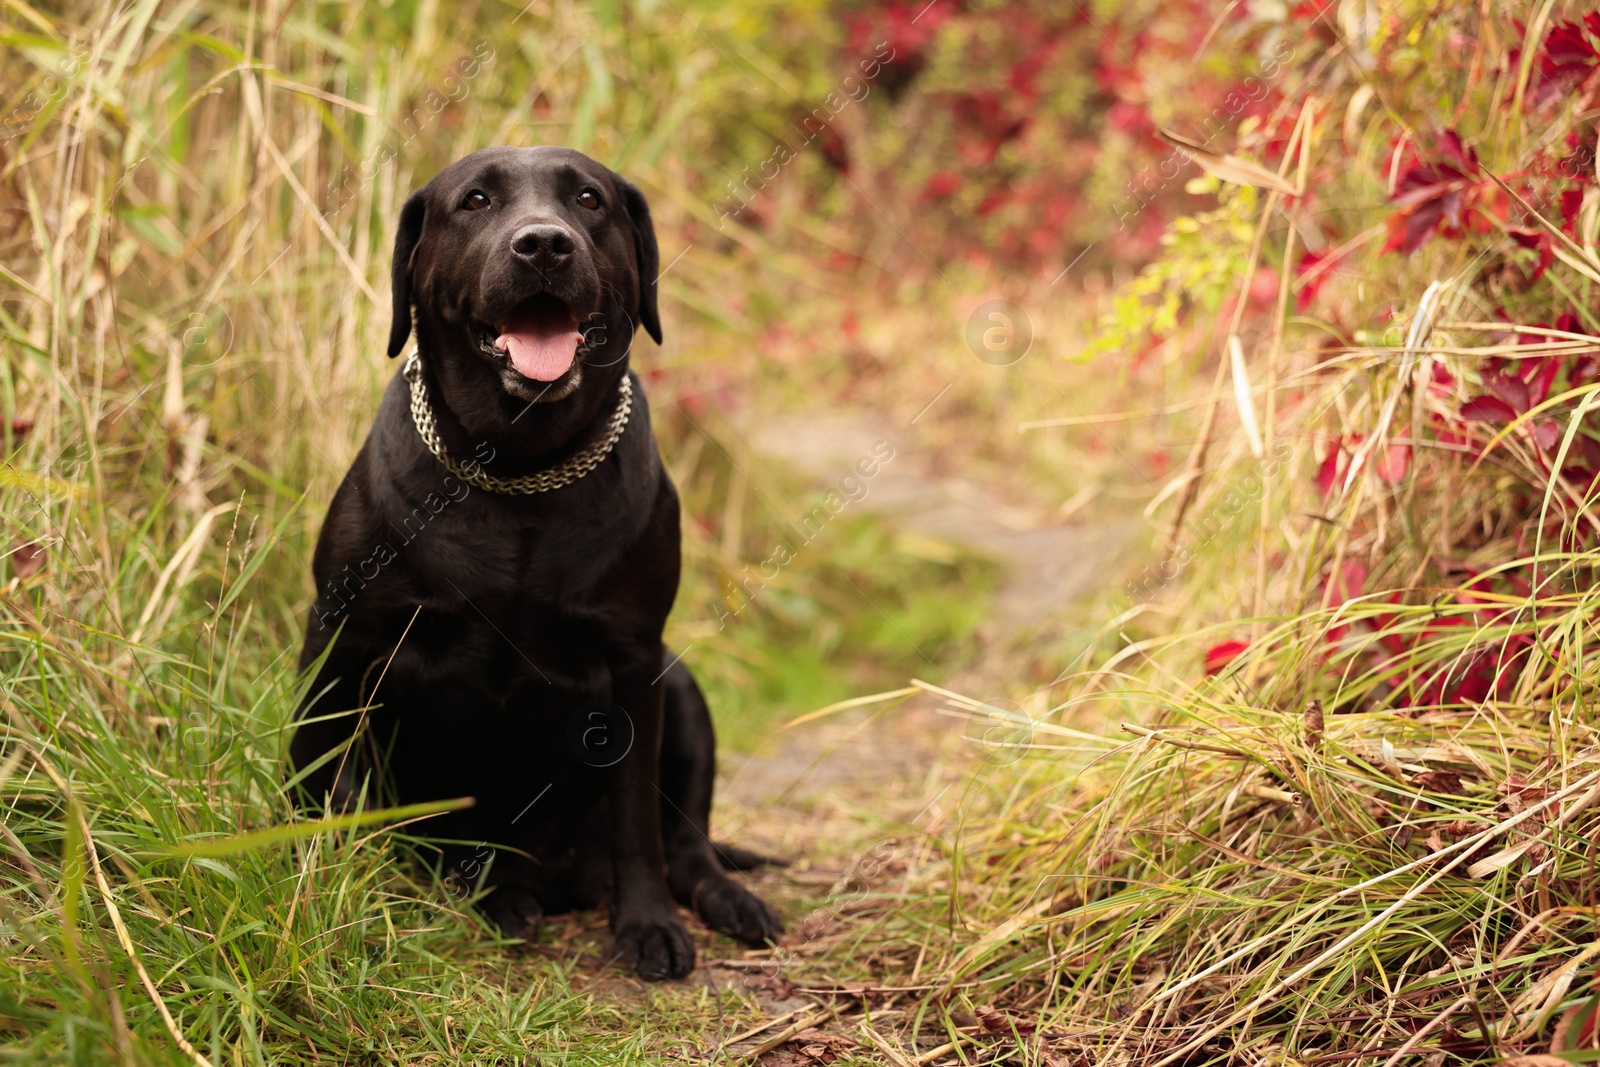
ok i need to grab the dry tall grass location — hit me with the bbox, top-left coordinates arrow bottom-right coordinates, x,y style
817,6 -> 1600,1064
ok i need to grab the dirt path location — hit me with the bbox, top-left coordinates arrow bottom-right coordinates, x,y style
623,405 -> 1138,1058
718,407 -> 1134,817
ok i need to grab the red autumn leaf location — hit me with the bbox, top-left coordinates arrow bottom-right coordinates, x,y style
922,170 -> 964,199
1204,639 -> 1249,675
1486,372 -> 1531,413
11,539 -> 45,579
1551,961 -> 1600,1053
1389,147 -> 1479,200
1295,249 -> 1346,310
975,188 -> 1011,216
1373,592 -> 1411,657
1376,442 -> 1412,483
1476,185 -> 1511,233
1315,446 -> 1342,496
1528,355 -> 1561,406
1248,265 -> 1280,307
1534,418 -> 1562,450
1315,434 -> 1361,496
1568,356 -> 1593,390
1437,128 -> 1477,173
1507,227 -> 1556,284
1583,436 -> 1600,470
1561,189 -> 1586,234
1552,1000 -> 1600,1055
1382,202 -> 1441,256
1291,0 -> 1336,20
1105,99 -> 1149,135
1429,361 -> 1457,394
1460,395 -> 1519,423
1533,19 -> 1600,109
1384,132 -> 1485,255
1324,559 -> 1367,607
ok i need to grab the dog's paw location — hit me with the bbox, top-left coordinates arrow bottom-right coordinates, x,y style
483,887 -> 543,942
694,877 -> 783,947
614,915 -> 696,979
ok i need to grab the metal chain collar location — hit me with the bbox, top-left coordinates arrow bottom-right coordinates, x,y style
403,348 -> 633,494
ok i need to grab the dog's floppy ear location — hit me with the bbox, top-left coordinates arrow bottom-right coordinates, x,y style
387,190 -> 427,358
611,173 -> 662,345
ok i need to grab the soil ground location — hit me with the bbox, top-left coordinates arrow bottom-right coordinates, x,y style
616,406 -> 1140,1061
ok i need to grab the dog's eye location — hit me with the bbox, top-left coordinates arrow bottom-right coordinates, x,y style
576,189 -> 601,211
461,190 -> 491,212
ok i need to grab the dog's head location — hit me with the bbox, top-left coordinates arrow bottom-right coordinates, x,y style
387,146 -> 661,404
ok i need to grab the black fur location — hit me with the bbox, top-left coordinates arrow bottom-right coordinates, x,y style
289,146 -> 780,980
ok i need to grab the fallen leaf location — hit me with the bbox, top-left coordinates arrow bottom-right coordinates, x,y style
975,1005 -> 1037,1034
791,911 -> 841,941
1551,984 -> 1600,1052
11,539 -> 45,579
1304,699 -> 1324,749
1500,774 -> 1548,802
740,969 -> 798,999
787,1030 -> 857,1065
1497,774 -> 1550,818
791,1030 -> 855,1048
1412,769 -> 1464,795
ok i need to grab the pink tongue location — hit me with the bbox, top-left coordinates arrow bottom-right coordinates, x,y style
493,302 -> 583,381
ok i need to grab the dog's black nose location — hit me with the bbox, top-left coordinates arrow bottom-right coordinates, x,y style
510,223 -> 575,267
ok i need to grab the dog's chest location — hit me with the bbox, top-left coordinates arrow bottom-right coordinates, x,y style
417,515 -> 609,604
388,474 -> 649,610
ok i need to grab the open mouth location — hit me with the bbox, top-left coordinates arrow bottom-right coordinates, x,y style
479,293 -> 586,382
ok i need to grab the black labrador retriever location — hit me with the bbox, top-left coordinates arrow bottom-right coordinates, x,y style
288,145 -> 781,979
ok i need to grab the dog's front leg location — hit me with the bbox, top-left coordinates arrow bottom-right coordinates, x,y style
602,640 -> 695,979
290,620 -> 383,812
